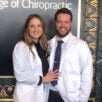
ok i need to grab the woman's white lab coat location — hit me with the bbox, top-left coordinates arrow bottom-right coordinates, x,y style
12,41 -> 49,102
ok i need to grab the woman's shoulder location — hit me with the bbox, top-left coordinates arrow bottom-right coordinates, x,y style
14,41 -> 28,48
13,41 -> 29,53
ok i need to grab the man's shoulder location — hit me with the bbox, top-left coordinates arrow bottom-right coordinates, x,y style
68,34 -> 88,48
48,36 -> 56,44
70,34 -> 86,43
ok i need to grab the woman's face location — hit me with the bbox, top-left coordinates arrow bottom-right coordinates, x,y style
28,17 -> 43,42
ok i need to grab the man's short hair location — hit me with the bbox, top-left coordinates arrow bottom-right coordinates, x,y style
55,8 -> 73,21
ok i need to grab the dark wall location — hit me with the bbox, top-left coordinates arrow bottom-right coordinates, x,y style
0,0 -> 80,75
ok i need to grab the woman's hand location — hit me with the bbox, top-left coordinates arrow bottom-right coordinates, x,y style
42,69 -> 61,83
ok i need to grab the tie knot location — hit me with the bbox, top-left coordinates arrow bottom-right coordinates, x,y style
57,40 -> 63,45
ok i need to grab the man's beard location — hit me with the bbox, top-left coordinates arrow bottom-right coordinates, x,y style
56,28 -> 71,38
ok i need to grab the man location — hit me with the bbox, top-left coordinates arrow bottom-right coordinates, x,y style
48,8 -> 93,102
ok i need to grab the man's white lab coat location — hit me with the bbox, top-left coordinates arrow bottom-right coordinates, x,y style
48,32 -> 93,102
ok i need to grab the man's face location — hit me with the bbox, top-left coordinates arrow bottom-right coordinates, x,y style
55,13 -> 72,38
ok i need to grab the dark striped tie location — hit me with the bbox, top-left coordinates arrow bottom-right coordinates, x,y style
51,40 -> 63,86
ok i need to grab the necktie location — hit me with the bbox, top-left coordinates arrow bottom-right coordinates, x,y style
51,40 -> 63,86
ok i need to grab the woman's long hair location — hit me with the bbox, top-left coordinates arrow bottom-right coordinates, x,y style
22,14 -> 48,55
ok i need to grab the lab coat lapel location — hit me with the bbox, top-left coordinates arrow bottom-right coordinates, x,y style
31,45 -> 42,68
59,34 -> 75,71
49,37 -> 57,71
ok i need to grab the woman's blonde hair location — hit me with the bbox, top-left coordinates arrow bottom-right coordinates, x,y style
22,14 -> 48,55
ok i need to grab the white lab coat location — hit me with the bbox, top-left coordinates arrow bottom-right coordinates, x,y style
12,41 -> 49,102
48,32 -> 93,102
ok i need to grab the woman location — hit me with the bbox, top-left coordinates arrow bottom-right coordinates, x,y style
12,14 -> 59,102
